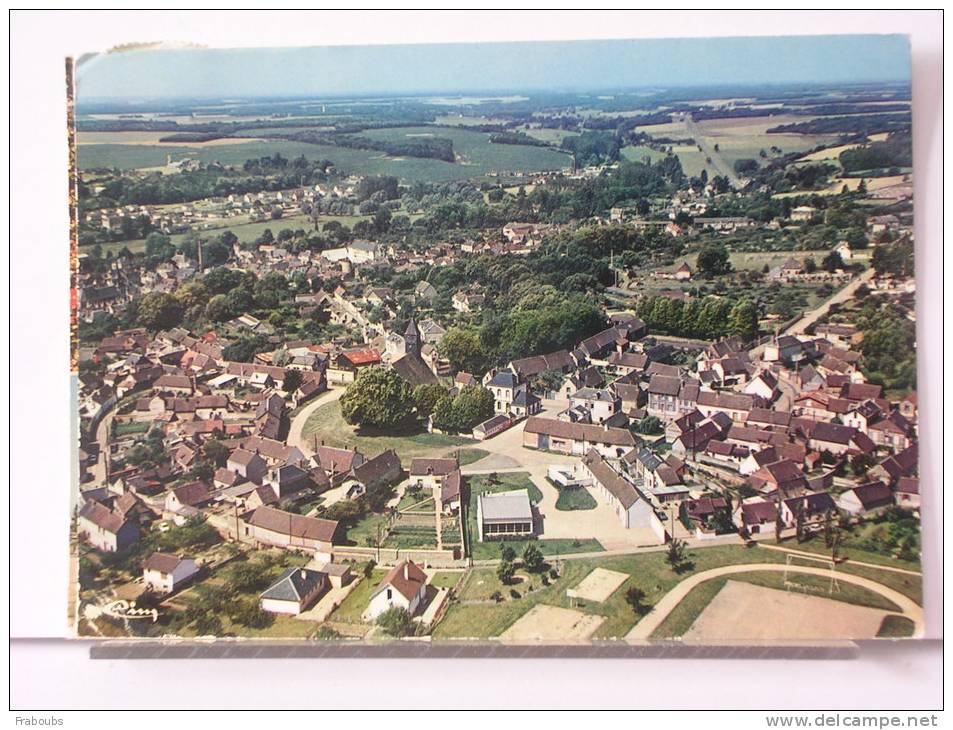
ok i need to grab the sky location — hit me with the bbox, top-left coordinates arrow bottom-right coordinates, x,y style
76,34 -> 912,102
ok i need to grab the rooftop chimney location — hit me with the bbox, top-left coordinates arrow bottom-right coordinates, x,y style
403,563 -> 409,580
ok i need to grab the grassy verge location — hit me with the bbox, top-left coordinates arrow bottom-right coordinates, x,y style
554,484 -> 597,511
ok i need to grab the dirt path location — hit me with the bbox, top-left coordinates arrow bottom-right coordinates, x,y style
625,562 -> 923,641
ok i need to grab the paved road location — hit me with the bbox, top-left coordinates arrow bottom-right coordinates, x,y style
89,409 -> 115,487
625,562 -> 923,641
748,268 -> 876,361
286,387 -> 344,458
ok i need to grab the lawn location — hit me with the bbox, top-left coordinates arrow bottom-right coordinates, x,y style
331,569 -> 387,624
432,541 -> 920,641
463,472 -> 602,560
113,421 -> 151,436
454,448 -> 490,467
793,534 -> 921,573
648,571 -> 902,640
301,400 -> 472,461
429,571 -> 465,590
620,145 -> 669,164
553,484 -> 597,511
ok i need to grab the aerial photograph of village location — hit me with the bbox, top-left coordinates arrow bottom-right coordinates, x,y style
70,34 -> 922,645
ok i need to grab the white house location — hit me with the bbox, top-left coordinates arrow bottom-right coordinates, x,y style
365,560 -> 428,620
142,552 -> 200,594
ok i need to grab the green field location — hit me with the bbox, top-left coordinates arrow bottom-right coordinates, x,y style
433,542 -> 922,641
79,126 -> 571,183
301,400 -> 472,462
620,145 -> 669,164
360,126 -> 571,176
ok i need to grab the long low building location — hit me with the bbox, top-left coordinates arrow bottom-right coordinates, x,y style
243,506 -> 340,558
579,450 -> 666,543
522,417 -> 636,458
476,489 -> 534,542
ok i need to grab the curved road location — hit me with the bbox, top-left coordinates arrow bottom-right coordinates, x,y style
626,562 -> 923,641
286,387 -> 344,457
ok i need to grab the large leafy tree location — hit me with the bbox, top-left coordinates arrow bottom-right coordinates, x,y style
340,367 -> 414,430
696,243 -> 732,277
136,291 -> 183,331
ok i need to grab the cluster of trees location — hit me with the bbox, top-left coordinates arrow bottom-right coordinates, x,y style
439,295 -> 606,374
871,237 -> 915,278
839,132 -> 912,173
284,130 -> 455,162
855,300 -> 917,391
430,386 -> 495,433
635,295 -> 760,342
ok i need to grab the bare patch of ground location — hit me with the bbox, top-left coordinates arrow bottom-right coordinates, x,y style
682,580 -> 890,641
500,604 -> 604,642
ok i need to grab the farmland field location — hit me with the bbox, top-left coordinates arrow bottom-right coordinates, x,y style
79,128 -> 570,182
359,125 -> 571,175
620,145 -> 669,164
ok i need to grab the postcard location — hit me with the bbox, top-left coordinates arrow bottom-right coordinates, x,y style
71,34 -> 921,645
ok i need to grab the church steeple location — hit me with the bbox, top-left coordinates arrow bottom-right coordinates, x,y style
404,318 -> 420,356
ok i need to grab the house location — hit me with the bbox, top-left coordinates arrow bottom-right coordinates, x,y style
838,481 -> 895,517
510,389 -> 542,419
264,463 -> 312,498
260,567 -> 328,616
781,492 -> 837,530
366,560 -> 428,620
674,262 -> 693,280
142,552 -> 199,594
763,335 -> 807,363
477,489 -> 534,541
227,448 -> 268,484
509,349 -> 577,381
579,450 -> 666,541
569,388 -> 620,424
607,351 -> 649,377
409,457 -> 458,490
869,442 -> 918,484
77,500 -> 139,552
695,390 -> 759,423
736,499 -> 779,536
646,375 -> 699,421
312,445 -> 365,481
341,449 -> 402,499
244,506 -> 340,556
486,370 -> 528,415
522,417 -> 636,458
452,291 -> 485,313
165,481 -> 212,513
326,349 -> 382,386
894,477 -> 920,510
791,205 -> 818,222
748,459 -> 809,498
414,280 -> 438,301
